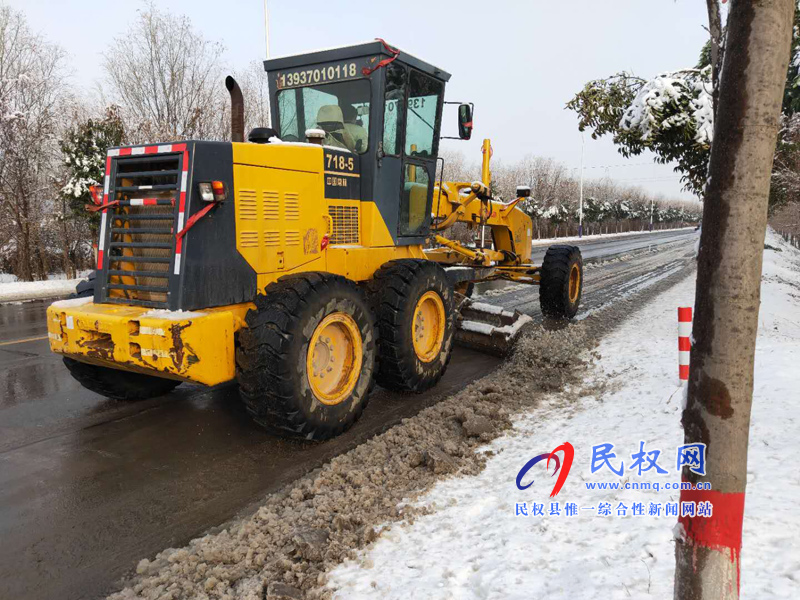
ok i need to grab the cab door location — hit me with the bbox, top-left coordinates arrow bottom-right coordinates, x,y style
379,64 -> 444,243
398,69 -> 444,239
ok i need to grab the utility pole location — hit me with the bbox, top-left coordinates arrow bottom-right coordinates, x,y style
263,0 -> 271,58
578,133 -> 584,238
674,1 -> 794,598
649,197 -> 654,232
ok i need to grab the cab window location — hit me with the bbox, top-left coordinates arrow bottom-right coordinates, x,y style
404,70 -> 443,158
382,63 -> 406,156
276,80 -> 370,153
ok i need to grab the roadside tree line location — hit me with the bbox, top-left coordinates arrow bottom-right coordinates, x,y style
440,151 -> 700,240
0,2 -> 268,281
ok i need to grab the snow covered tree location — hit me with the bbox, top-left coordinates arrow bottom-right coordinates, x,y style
567,68 -> 713,196
568,0 -> 800,208
0,5 -> 68,280
770,112 -> 800,210
675,2 -> 795,598
233,60 -> 272,135
102,3 -> 227,142
60,106 -> 125,232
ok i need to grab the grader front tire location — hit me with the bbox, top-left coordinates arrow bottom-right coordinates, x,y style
369,260 -> 455,393
539,245 -> 583,319
236,274 -> 376,440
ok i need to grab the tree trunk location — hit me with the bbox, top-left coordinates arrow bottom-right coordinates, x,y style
675,2 -> 794,599
706,0 -> 724,116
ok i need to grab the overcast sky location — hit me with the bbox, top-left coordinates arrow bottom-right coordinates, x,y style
10,0 -> 715,201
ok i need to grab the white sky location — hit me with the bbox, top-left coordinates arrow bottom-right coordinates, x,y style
10,0 -> 712,201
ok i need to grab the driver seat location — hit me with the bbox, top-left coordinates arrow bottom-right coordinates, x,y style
316,105 -> 356,151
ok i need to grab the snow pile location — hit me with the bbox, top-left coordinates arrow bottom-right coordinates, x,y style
328,231 -> 799,599
50,296 -> 93,308
530,226 -> 696,247
140,309 -> 207,320
0,277 -> 84,303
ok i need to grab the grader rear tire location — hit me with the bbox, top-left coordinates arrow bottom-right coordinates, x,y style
539,245 -> 583,319
368,260 -> 455,393
236,273 -> 376,440
63,357 -> 180,400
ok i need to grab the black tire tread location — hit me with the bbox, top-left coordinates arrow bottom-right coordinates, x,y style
367,259 -> 455,393
539,245 -> 583,319
236,273 -> 375,440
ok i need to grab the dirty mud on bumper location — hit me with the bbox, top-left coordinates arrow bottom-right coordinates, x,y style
46,301 -> 245,385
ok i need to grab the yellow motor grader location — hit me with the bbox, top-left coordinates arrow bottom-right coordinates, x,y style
47,40 -> 583,439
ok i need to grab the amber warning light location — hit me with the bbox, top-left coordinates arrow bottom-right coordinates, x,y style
198,181 -> 227,202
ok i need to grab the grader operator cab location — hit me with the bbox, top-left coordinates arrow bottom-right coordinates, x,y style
47,40 -> 583,440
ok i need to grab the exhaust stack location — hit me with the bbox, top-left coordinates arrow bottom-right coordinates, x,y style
225,76 -> 244,143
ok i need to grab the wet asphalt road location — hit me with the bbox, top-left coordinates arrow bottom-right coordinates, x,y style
0,228 -> 697,600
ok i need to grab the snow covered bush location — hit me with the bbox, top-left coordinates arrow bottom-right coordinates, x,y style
60,107 -> 125,231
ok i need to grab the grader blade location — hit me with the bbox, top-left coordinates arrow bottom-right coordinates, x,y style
455,300 -> 533,357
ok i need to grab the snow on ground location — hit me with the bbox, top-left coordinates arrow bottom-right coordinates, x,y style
328,231 -> 800,599
531,226 -> 696,247
0,278 -> 83,303
0,271 -> 91,303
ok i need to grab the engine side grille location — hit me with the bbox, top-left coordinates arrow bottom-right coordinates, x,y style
328,205 -> 360,245
103,154 -> 181,308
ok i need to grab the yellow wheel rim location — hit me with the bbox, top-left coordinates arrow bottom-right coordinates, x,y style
306,312 -> 363,406
412,291 -> 446,363
568,263 -> 581,304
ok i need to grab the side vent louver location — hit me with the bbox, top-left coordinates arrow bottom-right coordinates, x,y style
285,193 -> 300,220
239,189 -> 258,220
263,191 -> 279,219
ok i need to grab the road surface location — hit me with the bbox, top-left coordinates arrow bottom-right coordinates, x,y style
0,228 -> 697,600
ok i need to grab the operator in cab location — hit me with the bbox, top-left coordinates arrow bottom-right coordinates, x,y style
342,104 -> 368,153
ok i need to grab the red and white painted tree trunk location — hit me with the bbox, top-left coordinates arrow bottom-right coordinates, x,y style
675,1 -> 794,598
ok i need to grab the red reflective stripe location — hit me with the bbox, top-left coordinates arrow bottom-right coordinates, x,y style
362,38 -> 400,76
182,152 -> 189,171
176,201 -> 219,241
97,249 -> 104,270
678,337 -> 691,351
103,156 -> 112,203
678,307 -> 693,322
679,365 -> 690,380
172,143 -> 187,153
119,147 -> 132,156
145,145 -> 159,154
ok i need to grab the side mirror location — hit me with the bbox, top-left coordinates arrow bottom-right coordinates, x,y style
458,103 -> 473,140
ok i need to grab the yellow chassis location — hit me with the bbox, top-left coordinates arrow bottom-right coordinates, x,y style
51,138 -> 544,387
47,300 -> 252,386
